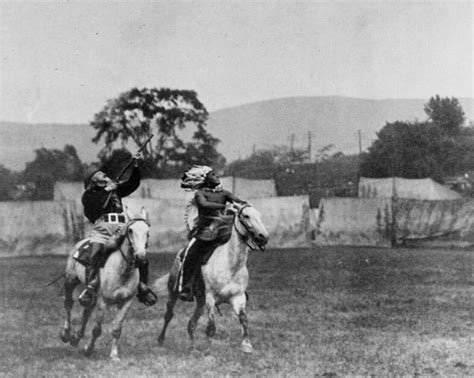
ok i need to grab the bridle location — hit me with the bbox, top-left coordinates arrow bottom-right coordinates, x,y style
233,205 -> 266,251
118,218 -> 150,266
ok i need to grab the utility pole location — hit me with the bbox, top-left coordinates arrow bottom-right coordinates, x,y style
290,134 -> 295,153
307,131 -> 312,163
358,129 -> 362,188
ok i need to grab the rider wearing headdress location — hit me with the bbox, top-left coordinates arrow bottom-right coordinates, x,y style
178,165 -> 248,301
78,153 -> 157,307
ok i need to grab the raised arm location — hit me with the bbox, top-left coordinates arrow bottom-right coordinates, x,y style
116,166 -> 140,198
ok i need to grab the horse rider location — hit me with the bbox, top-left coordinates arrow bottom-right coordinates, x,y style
78,152 -> 157,307
178,165 -> 248,301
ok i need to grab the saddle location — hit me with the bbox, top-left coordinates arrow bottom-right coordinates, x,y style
187,213 -> 235,264
73,234 -> 125,268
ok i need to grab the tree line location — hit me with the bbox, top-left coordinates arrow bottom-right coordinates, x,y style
0,90 -> 471,201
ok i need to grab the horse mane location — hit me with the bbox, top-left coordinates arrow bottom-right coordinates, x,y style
103,227 -> 127,252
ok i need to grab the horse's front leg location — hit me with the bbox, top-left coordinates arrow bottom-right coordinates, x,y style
84,296 -> 106,357
60,276 -> 79,343
187,293 -> 206,349
230,293 -> 253,354
109,298 -> 134,361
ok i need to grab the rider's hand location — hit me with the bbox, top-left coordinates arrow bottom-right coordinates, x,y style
104,181 -> 118,192
133,152 -> 143,160
133,152 -> 142,167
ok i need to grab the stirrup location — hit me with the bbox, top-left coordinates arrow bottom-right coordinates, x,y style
178,289 -> 194,302
78,285 -> 97,307
137,287 -> 158,306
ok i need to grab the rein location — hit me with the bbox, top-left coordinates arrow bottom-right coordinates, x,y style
118,217 -> 150,265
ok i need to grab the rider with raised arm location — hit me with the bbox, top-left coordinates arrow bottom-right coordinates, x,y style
78,152 -> 157,307
178,165 -> 248,301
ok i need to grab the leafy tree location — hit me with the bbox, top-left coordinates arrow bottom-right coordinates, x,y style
90,87 -> 225,177
424,95 -> 465,136
314,144 -> 336,162
361,96 -> 472,180
22,145 -> 84,200
360,121 -> 444,179
225,146 -> 309,179
0,165 -> 17,201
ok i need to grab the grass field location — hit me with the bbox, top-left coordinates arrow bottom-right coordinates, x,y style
0,246 -> 472,376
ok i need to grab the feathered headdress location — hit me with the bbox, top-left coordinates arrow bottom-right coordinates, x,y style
181,165 -> 213,190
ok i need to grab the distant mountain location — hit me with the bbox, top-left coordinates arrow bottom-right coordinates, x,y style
0,122 -> 98,171
207,96 -> 474,161
1,96 -> 473,171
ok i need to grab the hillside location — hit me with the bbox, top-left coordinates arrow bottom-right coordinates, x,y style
207,96 -> 474,161
1,96 -> 473,171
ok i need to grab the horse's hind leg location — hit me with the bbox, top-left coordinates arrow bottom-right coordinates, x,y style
157,292 -> 178,346
205,293 -> 217,347
187,293 -> 206,349
60,275 -> 80,343
231,293 -> 253,354
84,296 -> 106,357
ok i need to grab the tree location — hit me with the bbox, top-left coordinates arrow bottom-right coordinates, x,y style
361,96 -> 472,180
90,87 -> 225,177
424,95 -> 465,136
314,144 -> 336,162
23,145 -> 84,200
360,121 -> 444,179
0,165 -> 17,201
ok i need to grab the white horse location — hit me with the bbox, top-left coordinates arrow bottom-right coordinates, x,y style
157,203 -> 269,353
60,207 -> 151,361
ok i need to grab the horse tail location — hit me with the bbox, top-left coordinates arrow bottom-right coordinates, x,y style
152,273 -> 171,297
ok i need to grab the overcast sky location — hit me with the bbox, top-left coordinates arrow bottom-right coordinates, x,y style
0,1 -> 472,124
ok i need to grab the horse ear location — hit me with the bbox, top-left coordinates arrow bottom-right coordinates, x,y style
140,206 -> 148,220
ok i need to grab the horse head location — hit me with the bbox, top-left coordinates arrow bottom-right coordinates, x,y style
124,207 -> 151,264
231,203 -> 269,250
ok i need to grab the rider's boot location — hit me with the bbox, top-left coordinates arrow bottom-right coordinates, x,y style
179,243 -> 202,302
136,258 -> 157,306
78,242 -> 103,307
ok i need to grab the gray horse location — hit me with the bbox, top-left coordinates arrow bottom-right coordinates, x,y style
157,203 -> 268,353
60,207 -> 151,360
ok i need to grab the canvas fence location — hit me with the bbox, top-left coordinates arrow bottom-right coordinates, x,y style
314,197 -> 474,247
0,195 -> 310,256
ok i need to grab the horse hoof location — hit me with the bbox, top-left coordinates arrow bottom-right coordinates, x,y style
110,355 -> 121,362
205,323 -> 216,338
59,330 -> 70,343
69,335 -> 80,347
157,336 -> 165,346
84,346 -> 93,357
241,340 -> 253,354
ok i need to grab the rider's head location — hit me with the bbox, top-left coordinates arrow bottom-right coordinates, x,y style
204,170 -> 221,188
84,168 -> 113,190
181,165 -> 221,190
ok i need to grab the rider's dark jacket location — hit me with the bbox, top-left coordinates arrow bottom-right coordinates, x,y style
193,188 -> 246,241
81,167 -> 140,223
